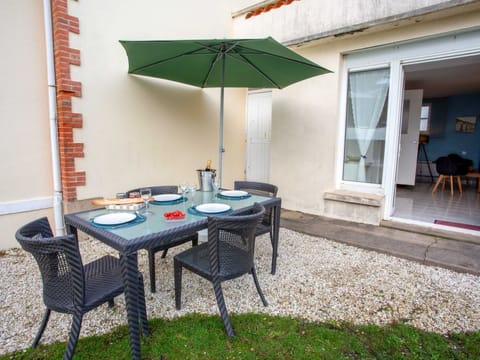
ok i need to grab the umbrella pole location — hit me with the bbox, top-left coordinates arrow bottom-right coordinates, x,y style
218,51 -> 226,187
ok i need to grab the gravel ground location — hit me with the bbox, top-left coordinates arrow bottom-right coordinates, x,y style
1,228 -> 479,355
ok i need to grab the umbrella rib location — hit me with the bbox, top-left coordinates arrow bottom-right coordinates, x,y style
197,41 -> 240,88
200,51 -> 223,88
229,52 -> 282,88
227,43 -> 328,88
130,52 -> 190,73
233,43 -> 326,70
131,41 -> 240,87
129,45 -> 215,73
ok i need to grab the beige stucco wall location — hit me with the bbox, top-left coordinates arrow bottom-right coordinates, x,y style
2,1 -> 479,250
0,1 -> 54,249
233,5 -> 480,218
70,0 -> 246,201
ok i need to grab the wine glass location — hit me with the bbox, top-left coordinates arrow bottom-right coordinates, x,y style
179,181 -> 189,199
212,178 -> 221,196
140,188 -> 153,215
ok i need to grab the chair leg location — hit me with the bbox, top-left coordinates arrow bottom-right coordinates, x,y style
456,176 -> 463,193
64,313 -> 83,360
192,234 -> 199,247
449,175 -> 454,196
251,267 -> 268,307
148,250 -> 156,293
32,308 -> 51,348
268,214 -> 275,248
137,276 -> 149,336
432,175 -> 444,193
212,279 -> 234,337
161,249 -> 168,258
174,259 -> 183,310
107,299 -> 115,308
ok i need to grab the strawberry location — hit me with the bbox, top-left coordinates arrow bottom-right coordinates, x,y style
164,210 -> 185,220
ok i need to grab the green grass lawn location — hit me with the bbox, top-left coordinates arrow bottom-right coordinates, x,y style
2,313 -> 479,359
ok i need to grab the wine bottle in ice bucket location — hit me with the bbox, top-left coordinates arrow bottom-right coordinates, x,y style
197,160 -> 216,191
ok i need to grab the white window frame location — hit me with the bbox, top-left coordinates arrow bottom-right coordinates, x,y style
336,28 -> 480,220
337,61 -> 396,195
419,103 -> 432,133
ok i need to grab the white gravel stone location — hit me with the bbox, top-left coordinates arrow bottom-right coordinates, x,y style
1,228 -> 479,355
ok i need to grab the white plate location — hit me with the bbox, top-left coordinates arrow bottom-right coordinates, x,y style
153,194 -> 182,202
195,203 -> 231,214
220,190 -> 248,198
93,212 -> 136,225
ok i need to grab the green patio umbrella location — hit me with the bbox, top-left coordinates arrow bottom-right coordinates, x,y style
119,37 -> 331,184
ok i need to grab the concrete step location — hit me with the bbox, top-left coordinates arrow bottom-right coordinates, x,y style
280,209 -> 480,275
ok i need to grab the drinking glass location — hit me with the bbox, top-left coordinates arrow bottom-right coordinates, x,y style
188,183 -> 197,206
140,188 -> 153,215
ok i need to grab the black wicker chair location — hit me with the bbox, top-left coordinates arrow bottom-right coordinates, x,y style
174,203 -> 267,337
432,155 -> 473,195
234,181 -> 278,245
447,153 -> 473,175
126,185 -> 178,198
126,185 -> 198,293
15,217 -> 148,360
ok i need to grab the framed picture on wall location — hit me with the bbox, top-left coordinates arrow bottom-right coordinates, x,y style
455,116 -> 476,133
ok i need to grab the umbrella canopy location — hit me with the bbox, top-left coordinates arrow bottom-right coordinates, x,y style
120,37 -> 331,184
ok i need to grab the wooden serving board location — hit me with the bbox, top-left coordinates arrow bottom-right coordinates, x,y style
91,198 -> 144,206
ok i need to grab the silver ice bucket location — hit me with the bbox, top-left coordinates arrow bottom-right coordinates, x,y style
197,169 -> 216,192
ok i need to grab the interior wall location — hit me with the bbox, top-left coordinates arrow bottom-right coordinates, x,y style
425,92 -> 480,168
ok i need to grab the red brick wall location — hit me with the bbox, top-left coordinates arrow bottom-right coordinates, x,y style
51,0 -> 85,201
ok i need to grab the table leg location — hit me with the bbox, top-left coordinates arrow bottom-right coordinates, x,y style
65,223 -> 77,238
120,253 -> 143,360
271,202 -> 281,275
465,173 -> 480,192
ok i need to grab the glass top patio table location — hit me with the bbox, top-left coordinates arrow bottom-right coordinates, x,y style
64,189 -> 281,360
66,191 -> 278,252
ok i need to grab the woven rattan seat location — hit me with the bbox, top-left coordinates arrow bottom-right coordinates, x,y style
174,203 -> 267,336
126,185 -> 198,293
15,217 -> 148,360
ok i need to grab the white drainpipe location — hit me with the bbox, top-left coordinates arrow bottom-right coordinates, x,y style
43,0 -> 65,236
